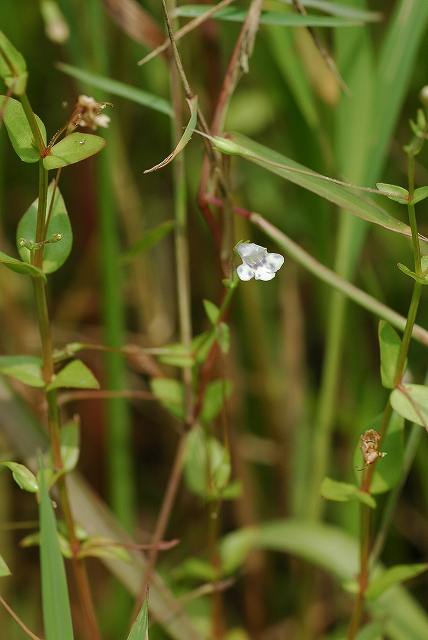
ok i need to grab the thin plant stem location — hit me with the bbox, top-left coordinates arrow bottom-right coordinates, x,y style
0,595 -> 42,640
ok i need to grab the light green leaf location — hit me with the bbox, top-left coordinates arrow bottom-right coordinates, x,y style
122,221 -> 175,261
366,564 -> 428,601
200,379 -> 232,424
60,419 -> 80,473
211,133 -> 418,240
0,31 -> 28,94
192,331 -> 216,365
0,355 -> 44,387
127,599 -> 149,640
320,477 -> 375,508
173,557 -> 216,582
376,183 -> 409,204
47,360 -> 100,391
151,378 -> 184,419
354,413 -> 404,494
38,466 -> 74,640
43,132 -> 106,170
57,63 -> 173,117
390,384 -> 428,429
78,537 -> 131,563
281,0 -> 381,22
413,186 -> 428,205
397,261 -> 428,285
158,344 -> 194,368
21,530 -> 72,559
203,299 -> 220,324
1,461 -> 38,492
184,426 -> 231,500
0,249 -> 45,278
174,6 -> 365,27
355,622 -> 384,640
216,322 -> 230,354
0,554 -> 11,577
378,321 -> 402,389
144,96 -> 198,173
0,95 -> 46,161
17,185 -> 72,274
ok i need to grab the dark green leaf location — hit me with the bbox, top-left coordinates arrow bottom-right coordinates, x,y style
151,378 -> 184,419
122,221 -> 174,261
57,63 -> 173,117
0,31 -> 28,94
320,477 -> 375,508
376,183 -> 409,204
0,95 -> 45,161
378,321 -> 402,388
0,355 -> 44,387
47,360 -> 100,391
0,553 -> 11,577
200,379 -> 232,424
38,465 -> 74,640
390,384 -> 428,428
366,564 -> 428,601
43,132 -> 106,170
17,185 -> 72,274
127,599 -> 149,640
0,249 -> 45,278
0,461 -> 38,492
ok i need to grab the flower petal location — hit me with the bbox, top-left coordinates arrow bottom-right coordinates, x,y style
266,252 -> 284,272
254,266 -> 276,281
237,264 -> 254,281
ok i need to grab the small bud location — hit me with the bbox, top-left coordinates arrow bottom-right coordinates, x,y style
420,85 -> 428,107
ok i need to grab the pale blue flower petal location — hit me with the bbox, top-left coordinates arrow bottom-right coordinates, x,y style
254,267 -> 276,281
265,253 -> 284,272
237,264 -> 254,281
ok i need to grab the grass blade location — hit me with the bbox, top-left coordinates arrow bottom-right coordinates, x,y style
127,599 -> 149,639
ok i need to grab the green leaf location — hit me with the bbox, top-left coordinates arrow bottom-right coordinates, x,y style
174,6 -> 366,27
203,299 -> 220,324
122,221 -> 174,261
57,63 -> 173,117
38,466 -> 74,640
150,378 -> 184,419
0,461 -> 38,492
354,413 -> 404,495
192,330 -> 216,365
173,557 -> 216,582
200,379 -> 232,424
0,553 -> 11,577
78,537 -> 131,563
60,419 -> 80,473
390,384 -> 428,429
43,132 -> 106,170
281,0 -> 381,22
355,622 -> 384,640
184,426 -> 231,500
17,185 -> 72,274
0,249 -> 45,278
0,95 -> 46,161
47,360 -> 100,391
397,261 -> 428,285
21,530 -> 72,559
211,133 -> 418,241
157,344 -> 194,368
320,477 -> 375,508
366,564 -> 428,601
376,183 -> 409,204
144,96 -> 198,173
413,186 -> 428,205
0,31 -> 28,94
378,321 -> 402,389
0,355 -> 44,387
127,599 -> 149,640
216,322 -> 230,354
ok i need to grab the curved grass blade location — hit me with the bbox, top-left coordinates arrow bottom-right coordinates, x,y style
57,63 -> 173,117
127,599 -> 149,639
144,97 -> 197,173
281,0 -> 382,22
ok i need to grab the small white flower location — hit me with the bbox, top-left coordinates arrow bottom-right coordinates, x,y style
236,242 -> 284,281
73,95 -> 110,130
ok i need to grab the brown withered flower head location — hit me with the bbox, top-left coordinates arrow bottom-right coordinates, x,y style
70,95 -> 110,131
360,429 -> 386,466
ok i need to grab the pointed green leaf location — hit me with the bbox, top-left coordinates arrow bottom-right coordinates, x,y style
127,599 -> 149,640
47,360 -> 99,391
21,530 -> 72,559
57,63 -> 173,117
184,426 -> 231,500
122,221 -> 174,261
390,384 -> 428,428
320,477 -> 376,508
366,563 -> 428,601
397,262 -> 428,285
376,183 -> 409,204
78,537 -> 131,563
0,249 -> 45,278
0,554 -> 11,577
1,461 -> 39,492
17,185 -> 72,273
203,299 -> 220,324
413,186 -> 428,205
60,419 -> 80,473
157,344 -> 194,368
0,355 -> 44,387
150,378 -> 184,419
43,132 -> 106,170
378,321 -> 402,389
0,31 -> 28,94
38,466 -> 74,640
0,96 -> 46,162
211,133 -> 419,240
144,96 -> 197,173
200,379 -> 232,424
